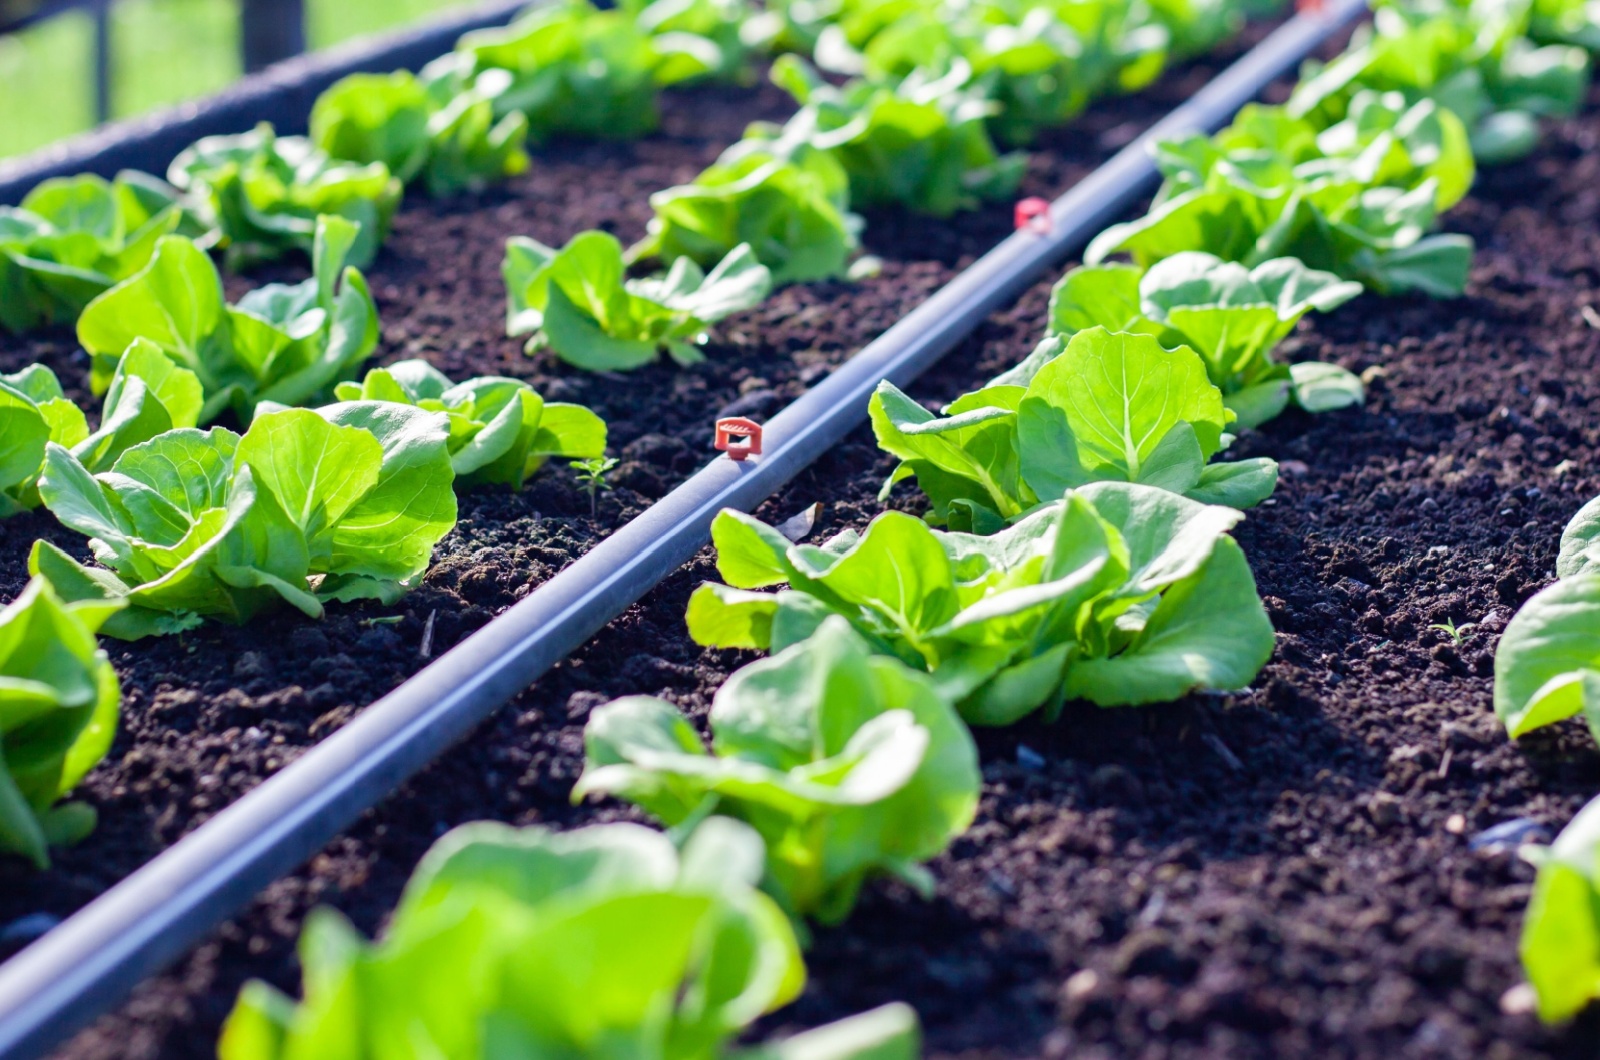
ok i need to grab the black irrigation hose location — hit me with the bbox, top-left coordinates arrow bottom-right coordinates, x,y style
0,2 -> 1367,1055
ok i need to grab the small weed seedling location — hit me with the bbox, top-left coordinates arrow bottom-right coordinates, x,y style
1429,618 -> 1474,647
572,456 -> 619,517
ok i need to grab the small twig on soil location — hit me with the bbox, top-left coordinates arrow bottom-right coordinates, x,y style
1202,732 -> 1244,771
420,610 -> 437,660
1581,304 -> 1600,330
1438,748 -> 1453,780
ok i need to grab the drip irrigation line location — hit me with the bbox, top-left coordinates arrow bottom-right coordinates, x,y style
0,2 -> 1366,1055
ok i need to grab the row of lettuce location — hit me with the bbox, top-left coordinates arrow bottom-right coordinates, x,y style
1,0 -> 1597,1052
203,0 -> 1600,1049
0,1 -> 1283,1057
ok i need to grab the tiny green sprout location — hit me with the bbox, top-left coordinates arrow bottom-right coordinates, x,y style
362,615 -> 405,627
571,456 -> 619,517
1429,618 -> 1474,647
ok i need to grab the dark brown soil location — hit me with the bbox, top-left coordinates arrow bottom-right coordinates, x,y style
16,24 -> 1600,1060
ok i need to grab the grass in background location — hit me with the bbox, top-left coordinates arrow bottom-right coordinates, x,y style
0,0 -> 483,160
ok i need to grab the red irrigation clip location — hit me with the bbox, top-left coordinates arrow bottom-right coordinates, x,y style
1296,0 -> 1325,12
1014,196 -> 1052,235
715,417 -> 764,461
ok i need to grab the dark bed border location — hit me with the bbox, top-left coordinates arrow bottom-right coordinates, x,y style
0,0 -> 528,203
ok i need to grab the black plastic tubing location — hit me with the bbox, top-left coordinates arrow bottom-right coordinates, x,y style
0,2 -> 1366,1055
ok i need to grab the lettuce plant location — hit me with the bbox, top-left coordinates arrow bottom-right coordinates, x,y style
310,65 -> 530,198
763,56 -> 1025,217
1519,794 -> 1600,1023
688,482 -> 1275,726
577,617 -> 980,922
1493,494 -> 1600,743
1531,0 -> 1600,50
1,365 -> 89,517
450,0 -> 721,142
1086,94 -> 1479,297
0,577 -> 122,869
76,216 -> 380,422
1050,253 -> 1366,428
817,0 -> 1172,146
30,402 -> 457,639
0,345 -> 198,518
219,816 -> 919,1059
632,137 -> 861,285
335,359 -> 607,488
791,0 -> 1238,131
168,123 -> 401,268
1289,0 -> 1590,163
72,340 -> 205,474
0,171 -> 192,333
622,0 -> 773,82
762,0 -> 933,56
506,230 -> 771,369
872,328 -> 1279,533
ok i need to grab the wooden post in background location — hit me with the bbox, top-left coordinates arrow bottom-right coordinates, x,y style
90,0 -> 110,123
239,0 -> 304,73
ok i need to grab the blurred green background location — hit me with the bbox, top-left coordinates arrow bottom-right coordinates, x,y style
0,0 -> 482,159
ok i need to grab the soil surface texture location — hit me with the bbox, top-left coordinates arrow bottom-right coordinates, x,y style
12,23 -> 1600,1060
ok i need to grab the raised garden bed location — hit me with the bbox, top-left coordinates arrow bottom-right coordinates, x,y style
4,0 -> 1600,1056
150,74 -> 1600,1060
0,21 -> 1295,1060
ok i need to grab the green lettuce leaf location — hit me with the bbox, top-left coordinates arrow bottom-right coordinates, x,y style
1289,0 -> 1589,164
1495,496 -> 1600,741
0,363 -> 89,517
577,616 -> 979,922
730,1003 -> 920,1060
816,0 -> 1174,146
77,216 -> 380,421
505,229 -> 770,369
1047,253 -> 1363,428
1556,494 -> 1600,578
450,0 -> 723,143
168,122 -> 401,268
335,359 -> 606,488
1085,93 -> 1478,297
0,576 -> 122,869
311,65 -> 530,198
632,136 -> 861,284
217,817 -> 819,1059
1494,572 -> 1600,741
71,339 -> 204,474
32,401 -> 456,638
0,171 -> 192,333
764,55 -> 1025,217
623,0 -> 771,82
1531,0 -> 1600,50
872,328 -> 1278,527
687,482 -> 1273,725
1519,794 -> 1600,1023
